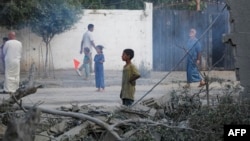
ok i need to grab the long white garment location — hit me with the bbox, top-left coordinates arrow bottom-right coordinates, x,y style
3,40 -> 22,93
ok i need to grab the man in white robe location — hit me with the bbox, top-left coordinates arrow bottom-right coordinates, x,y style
3,31 -> 22,93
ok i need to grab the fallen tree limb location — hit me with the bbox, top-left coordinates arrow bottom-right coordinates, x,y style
22,106 -> 209,141
111,118 -> 219,135
24,105 -> 123,141
7,87 -> 39,105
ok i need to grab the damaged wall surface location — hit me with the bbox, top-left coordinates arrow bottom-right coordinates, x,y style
223,0 -> 250,97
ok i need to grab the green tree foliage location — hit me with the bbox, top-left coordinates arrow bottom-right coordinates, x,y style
29,0 -> 82,77
0,0 -> 82,77
29,0 -> 82,44
0,0 -> 35,29
78,0 -> 206,10
78,0 -> 150,9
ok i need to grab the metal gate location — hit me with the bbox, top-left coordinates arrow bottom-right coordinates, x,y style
153,4 -> 234,71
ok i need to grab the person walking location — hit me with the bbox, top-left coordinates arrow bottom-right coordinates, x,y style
2,31 -> 22,93
78,24 -> 96,75
77,47 -> 91,80
183,28 -> 205,88
0,37 -> 8,74
94,45 -> 105,92
120,49 -> 140,106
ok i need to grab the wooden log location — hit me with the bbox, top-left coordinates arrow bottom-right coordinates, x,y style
24,106 -> 123,141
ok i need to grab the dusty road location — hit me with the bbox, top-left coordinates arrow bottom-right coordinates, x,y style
0,69 -> 237,109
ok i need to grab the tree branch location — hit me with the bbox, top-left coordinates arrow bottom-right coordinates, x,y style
23,106 -> 123,141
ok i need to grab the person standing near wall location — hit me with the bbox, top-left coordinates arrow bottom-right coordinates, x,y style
120,49 -> 141,106
78,24 -> 96,75
183,28 -> 205,88
0,37 -> 8,74
2,31 -> 22,93
94,45 -> 105,92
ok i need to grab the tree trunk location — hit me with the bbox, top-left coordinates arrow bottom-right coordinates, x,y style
195,0 -> 201,11
44,41 -> 49,78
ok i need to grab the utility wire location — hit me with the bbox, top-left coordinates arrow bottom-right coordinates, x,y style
175,43 -> 205,79
131,4 -> 227,107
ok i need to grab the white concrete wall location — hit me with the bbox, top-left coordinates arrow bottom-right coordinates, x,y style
2,2 -> 153,71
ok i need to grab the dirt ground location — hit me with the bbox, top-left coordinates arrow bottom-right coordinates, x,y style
0,69 -> 237,109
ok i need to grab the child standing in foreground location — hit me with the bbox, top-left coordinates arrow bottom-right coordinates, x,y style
77,47 -> 91,80
94,45 -> 105,91
120,49 -> 140,106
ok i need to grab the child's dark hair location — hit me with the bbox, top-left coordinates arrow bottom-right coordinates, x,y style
96,45 -> 104,51
84,47 -> 90,53
88,24 -> 94,30
123,49 -> 134,59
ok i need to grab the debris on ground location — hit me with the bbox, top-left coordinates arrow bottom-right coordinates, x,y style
0,65 -> 247,141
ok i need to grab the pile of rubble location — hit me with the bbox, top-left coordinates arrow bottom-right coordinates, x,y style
0,64 -> 243,141
0,89 -> 204,141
